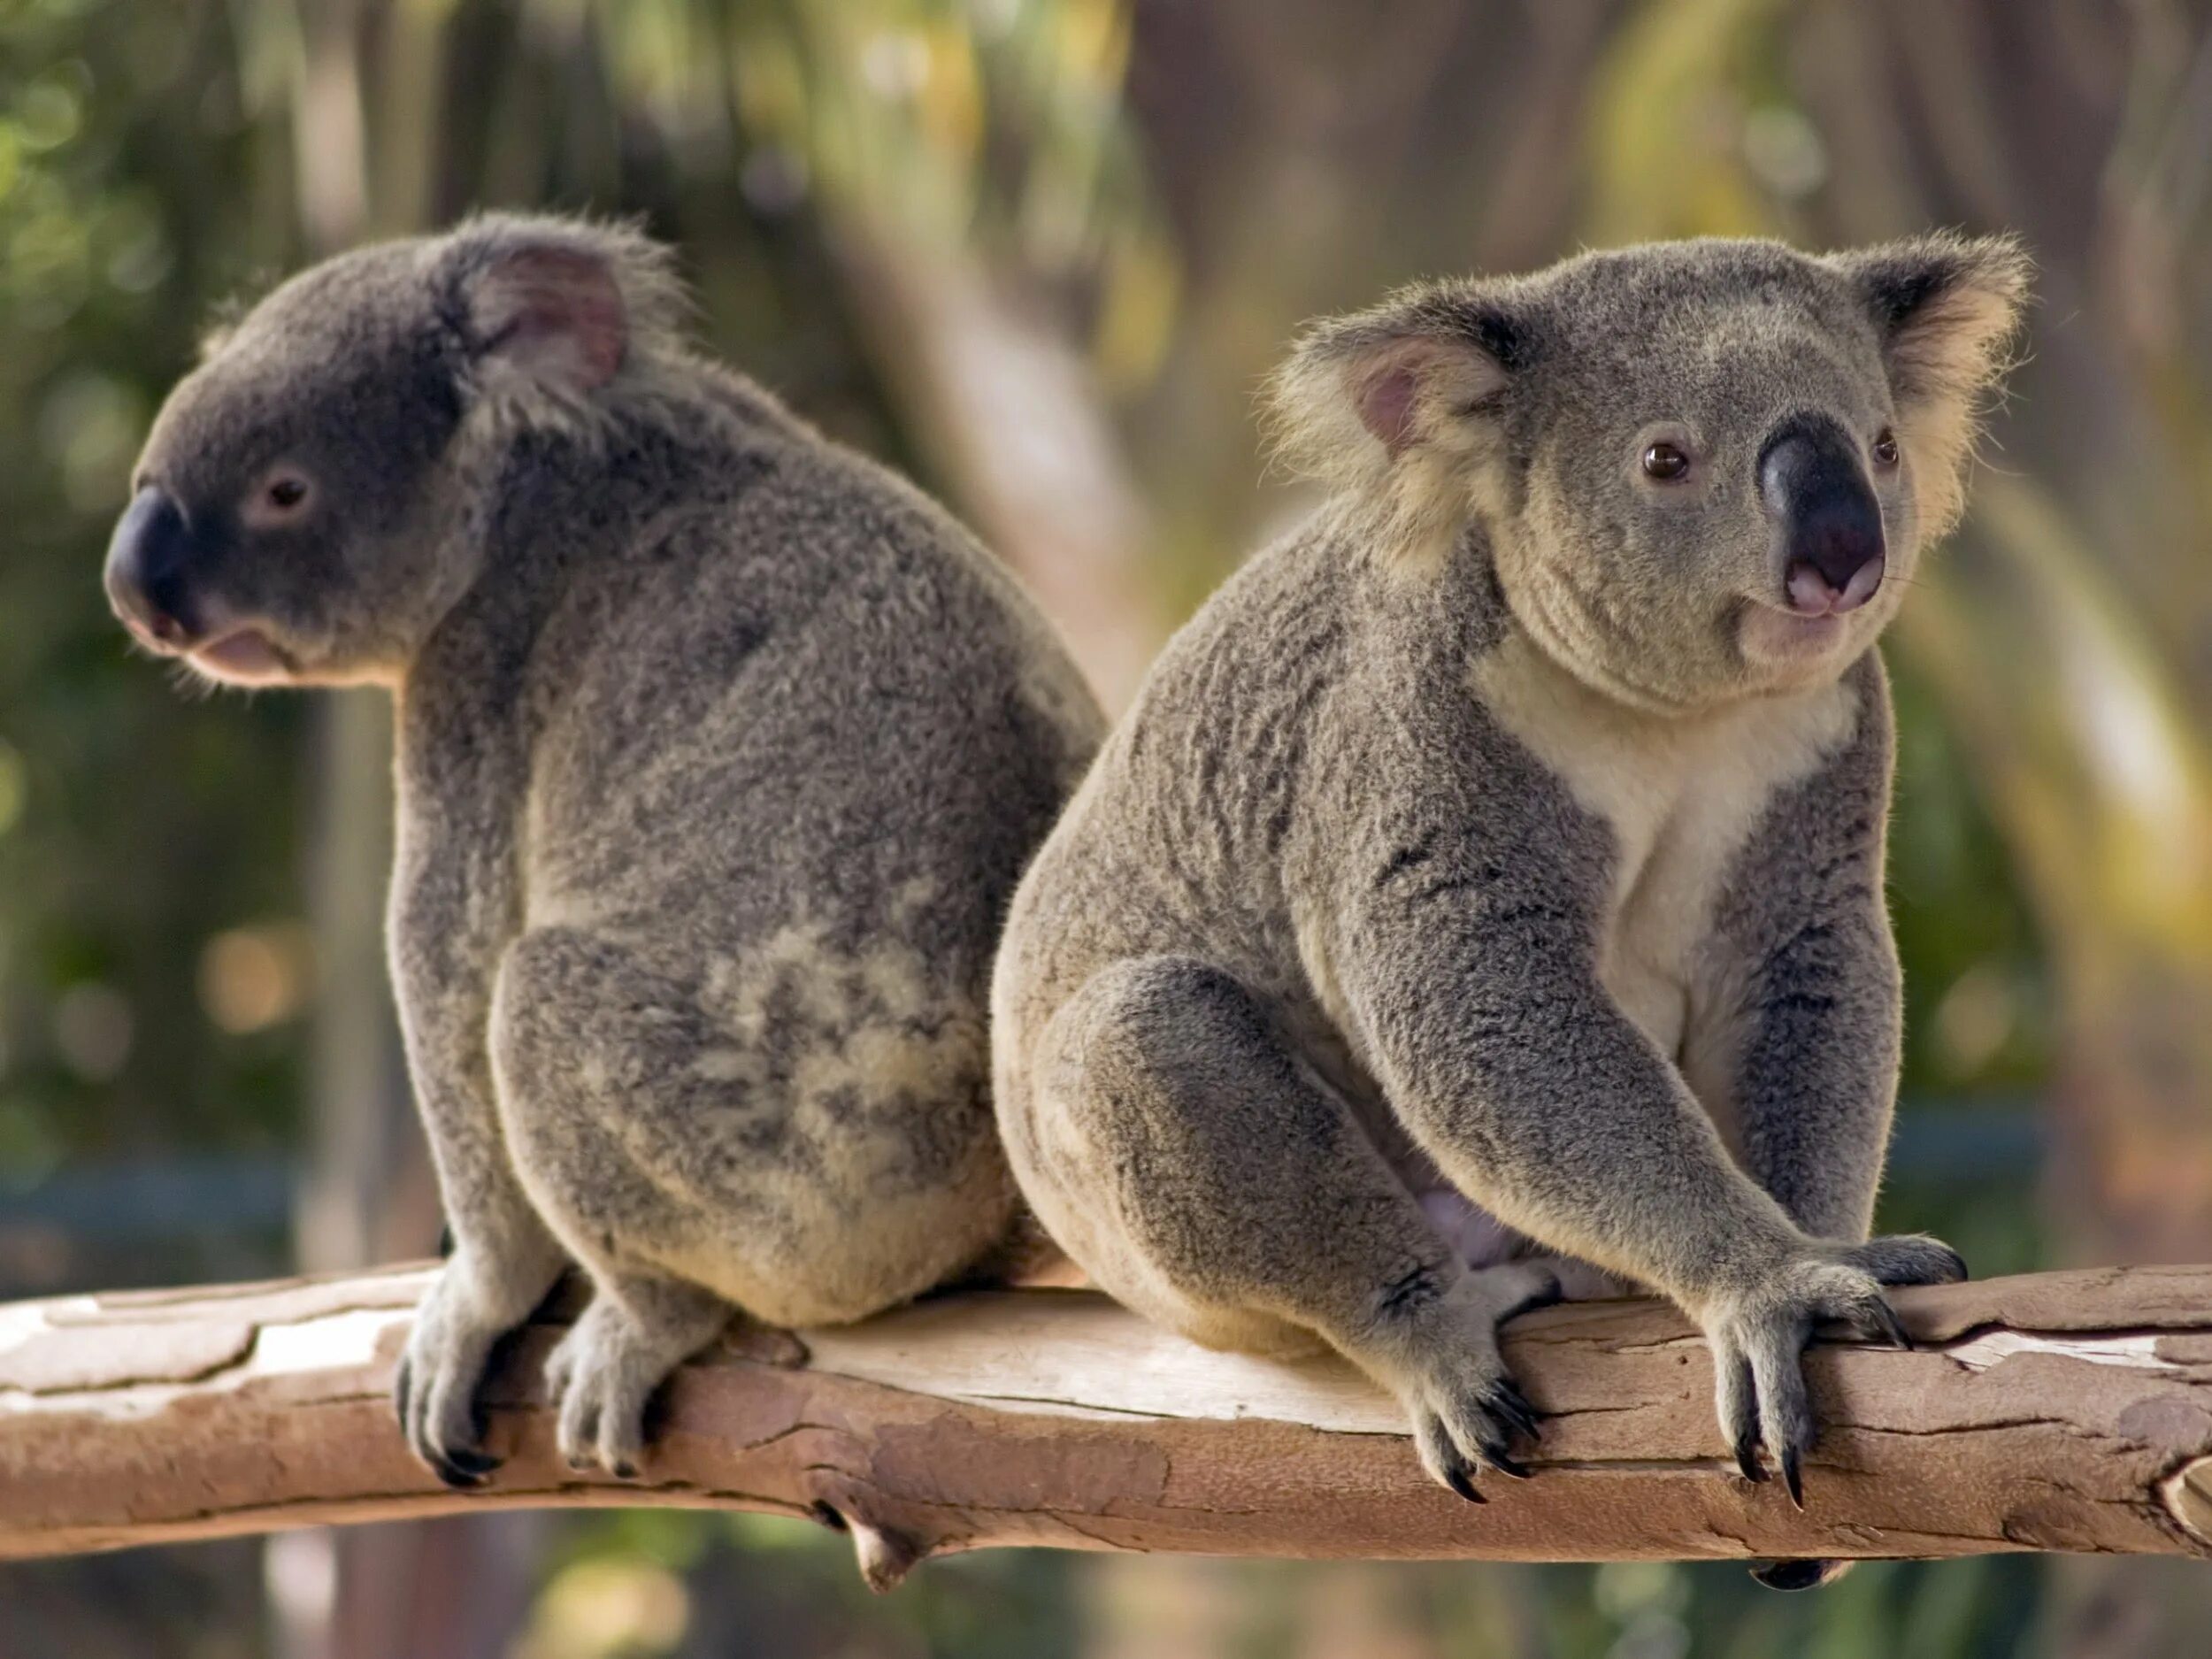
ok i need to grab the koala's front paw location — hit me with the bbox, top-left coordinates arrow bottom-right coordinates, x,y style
1699,1250 -> 1921,1505
542,1281 -> 728,1478
1384,1261 -> 1561,1502
396,1258 -> 532,1489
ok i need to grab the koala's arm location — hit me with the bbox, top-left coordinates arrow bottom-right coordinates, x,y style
387,692 -> 573,1478
1686,655 -> 1901,1241
1329,777 -> 1805,1305
388,702 -> 557,1276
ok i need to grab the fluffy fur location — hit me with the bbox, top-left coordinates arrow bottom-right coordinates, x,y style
995,236 -> 2026,1553
111,214 -> 1103,1482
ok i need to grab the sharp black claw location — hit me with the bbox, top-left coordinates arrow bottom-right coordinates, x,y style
1441,1464 -> 1486,1505
1495,1382 -> 1541,1432
445,1448 -> 501,1478
1870,1301 -> 1912,1351
1940,1247 -> 1969,1282
1734,1437 -> 1766,1484
1486,1450 -> 1531,1479
1488,1396 -> 1539,1441
431,1456 -> 485,1491
1751,1558 -> 1832,1592
611,1459 -> 639,1480
1781,1446 -> 1804,1509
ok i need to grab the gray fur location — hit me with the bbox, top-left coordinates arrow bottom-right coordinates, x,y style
994,235 -> 2026,1510
111,214 -> 1102,1482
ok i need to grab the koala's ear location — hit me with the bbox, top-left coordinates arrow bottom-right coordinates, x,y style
1264,282 -> 1527,488
461,242 -> 628,396
1828,233 -> 2031,529
1834,232 -> 2031,411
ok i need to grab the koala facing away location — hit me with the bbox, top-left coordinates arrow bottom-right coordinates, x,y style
995,235 -> 2026,1512
108,215 -> 1102,1482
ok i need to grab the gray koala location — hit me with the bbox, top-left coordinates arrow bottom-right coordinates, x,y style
106,214 -> 1102,1484
994,236 -> 2026,1546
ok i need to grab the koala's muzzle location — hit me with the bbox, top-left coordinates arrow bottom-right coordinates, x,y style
105,485 -> 203,648
1758,416 -> 1885,617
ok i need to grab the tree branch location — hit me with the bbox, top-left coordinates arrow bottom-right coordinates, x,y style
3,1265 -> 2210,1585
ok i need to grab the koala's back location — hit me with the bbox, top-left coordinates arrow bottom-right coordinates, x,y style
466,380 -> 1102,1318
519,393 -> 1096,964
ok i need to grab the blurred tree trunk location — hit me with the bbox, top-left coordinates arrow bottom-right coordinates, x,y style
829,224 -> 1162,712
1122,0 -> 1611,598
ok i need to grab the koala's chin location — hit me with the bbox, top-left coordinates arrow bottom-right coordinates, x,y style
1735,599 -> 1889,695
176,618 -> 390,692
184,626 -> 299,687
168,604 -> 392,690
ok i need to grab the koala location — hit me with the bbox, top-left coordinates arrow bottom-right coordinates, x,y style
106,213 -> 1103,1484
993,235 -> 2026,1555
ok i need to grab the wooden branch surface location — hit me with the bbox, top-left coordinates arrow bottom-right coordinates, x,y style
3,1265 -> 2211,1583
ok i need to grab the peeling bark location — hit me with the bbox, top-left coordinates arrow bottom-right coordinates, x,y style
2,1265 -> 2210,1580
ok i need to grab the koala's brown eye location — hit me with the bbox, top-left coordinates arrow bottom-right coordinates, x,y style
1872,428 -> 1900,468
1641,442 -> 1690,481
243,469 -> 314,529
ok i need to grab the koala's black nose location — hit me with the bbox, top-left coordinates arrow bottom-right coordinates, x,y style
104,485 -> 198,646
1758,416 -> 1886,616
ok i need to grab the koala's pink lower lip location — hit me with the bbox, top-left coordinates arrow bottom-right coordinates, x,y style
190,628 -> 290,681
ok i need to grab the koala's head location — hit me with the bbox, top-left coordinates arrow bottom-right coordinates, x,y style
106,214 -> 687,688
1269,234 -> 2030,710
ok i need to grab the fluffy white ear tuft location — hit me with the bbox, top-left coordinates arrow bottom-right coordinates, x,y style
439,213 -> 694,429
1265,283 -> 1521,479
1828,232 -> 2032,535
1345,334 -> 1509,458
468,244 -> 627,395
1263,280 -> 1525,569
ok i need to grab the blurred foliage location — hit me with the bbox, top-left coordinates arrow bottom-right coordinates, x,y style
0,0 -> 305,1203
517,1512 -> 1084,1659
7,0 -> 2212,1655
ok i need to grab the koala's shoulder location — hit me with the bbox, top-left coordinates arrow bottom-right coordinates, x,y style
1110,521 -> 1355,771
728,434 -> 1014,631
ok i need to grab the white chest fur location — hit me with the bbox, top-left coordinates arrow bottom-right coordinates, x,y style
1470,634 -> 1858,1065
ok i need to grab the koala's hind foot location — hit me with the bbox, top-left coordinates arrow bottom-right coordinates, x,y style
1701,1233 -> 1964,1503
1014,955 -> 1555,1501
543,1272 -> 730,1477
396,1228 -> 567,1487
